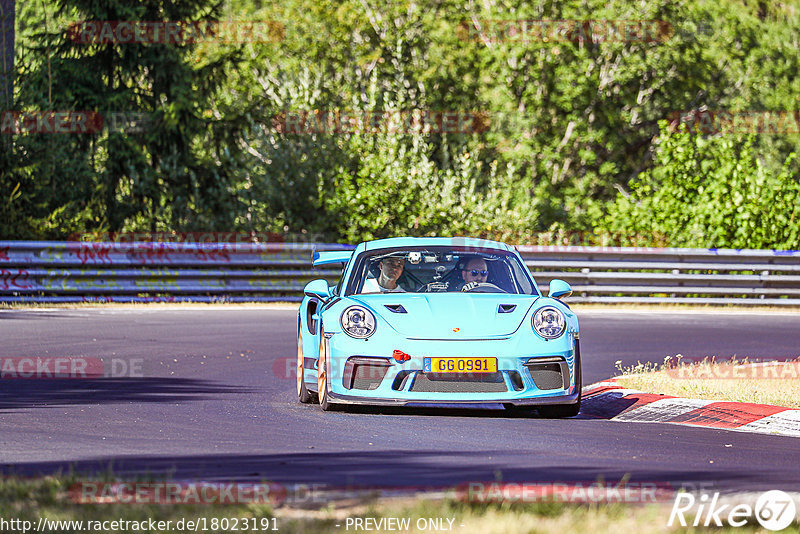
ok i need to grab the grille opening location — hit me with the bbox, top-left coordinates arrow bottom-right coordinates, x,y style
392,370 -> 413,391
508,371 -> 524,391
410,372 -> 507,393
343,357 -> 391,390
526,362 -> 566,390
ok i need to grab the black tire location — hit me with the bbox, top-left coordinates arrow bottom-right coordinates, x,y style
503,403 -> 537,417
538,344 -> 582,418
537,398 -> 581,418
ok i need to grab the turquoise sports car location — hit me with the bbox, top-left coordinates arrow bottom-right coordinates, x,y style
296,237 -> 581,417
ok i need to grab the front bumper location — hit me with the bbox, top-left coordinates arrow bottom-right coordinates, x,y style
309,331 -> 580,405
327,389 -> 580,407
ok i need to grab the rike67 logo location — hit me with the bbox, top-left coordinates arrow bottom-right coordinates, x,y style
669,490 -> 797,530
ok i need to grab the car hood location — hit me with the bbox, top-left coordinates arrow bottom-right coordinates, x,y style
348,293 -> 539,339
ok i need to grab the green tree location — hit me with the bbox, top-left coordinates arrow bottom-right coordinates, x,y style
6,0 -> 246,237
6,0 -> 800,245
597,121 -> 800,249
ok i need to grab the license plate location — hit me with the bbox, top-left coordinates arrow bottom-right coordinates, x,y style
423,357 -> 497,373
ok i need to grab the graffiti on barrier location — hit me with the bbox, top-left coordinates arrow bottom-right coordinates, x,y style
0,269 -> 33,290
74,243 -> 114,265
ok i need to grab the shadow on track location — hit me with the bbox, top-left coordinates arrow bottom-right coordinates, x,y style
0,377 -> 252,411
292,391 -> 635,420
0,450 -> 771,493
322,404 -> 548,419
0,311 -> 93,320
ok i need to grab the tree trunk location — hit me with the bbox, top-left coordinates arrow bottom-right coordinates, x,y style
0,0 -> 13,110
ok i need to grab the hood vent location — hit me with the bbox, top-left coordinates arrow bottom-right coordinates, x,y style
384,304 -> 408,314
498,304 -> 517,314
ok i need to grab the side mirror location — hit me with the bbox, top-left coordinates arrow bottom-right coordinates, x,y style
304,279 -> 331,299
548,279 -> 572,299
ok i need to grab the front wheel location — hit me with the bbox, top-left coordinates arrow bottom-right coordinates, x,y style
539,342 -> 582,418
537,399 -> 581,418
503,403 -> 537,417
317,332 -> 336,411
296,327 -> 315,403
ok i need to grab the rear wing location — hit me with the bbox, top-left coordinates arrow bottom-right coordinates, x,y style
312,250 -> 353,266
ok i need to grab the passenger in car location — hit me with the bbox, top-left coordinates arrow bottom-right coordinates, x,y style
361,256 -> 406,293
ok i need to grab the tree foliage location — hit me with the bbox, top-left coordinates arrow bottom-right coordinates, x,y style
4,0 -> 800,246
4,0 -> 245,237
597,122 -> 800,249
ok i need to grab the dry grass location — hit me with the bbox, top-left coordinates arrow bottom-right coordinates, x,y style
353,496 -> 792,534
614,356 -> 800,409
1,476 -> 795,533
371,500 -> 665,534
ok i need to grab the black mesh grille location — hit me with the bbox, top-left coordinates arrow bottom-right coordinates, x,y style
410,372 -> 507,393
526,363 -> 564,390
351,364 -> 388,390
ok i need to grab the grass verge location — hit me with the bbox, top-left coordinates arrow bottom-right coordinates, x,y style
613,356 -> 800,409
1,476 -> 796,533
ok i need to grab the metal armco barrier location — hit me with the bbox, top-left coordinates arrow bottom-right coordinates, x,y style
0,241 -> 799,305
0,241 -> 351,304
517,245 -> 800,305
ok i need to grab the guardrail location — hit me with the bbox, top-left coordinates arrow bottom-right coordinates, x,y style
517,245 -> 800,305
0,241 -> 798,305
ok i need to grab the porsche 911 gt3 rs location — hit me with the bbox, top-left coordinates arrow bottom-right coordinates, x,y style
296,237 -> 581,417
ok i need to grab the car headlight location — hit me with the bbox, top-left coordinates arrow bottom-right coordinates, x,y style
340,305 -> 377,338
532,306 -> 566,340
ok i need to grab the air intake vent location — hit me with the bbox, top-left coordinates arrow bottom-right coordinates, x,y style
385,304 -> 407,313
392,370 -> 413,391
498,304 -> 517,313
525,357 -> 569,390
508,371 -> 525,391
342,357 -> 391,390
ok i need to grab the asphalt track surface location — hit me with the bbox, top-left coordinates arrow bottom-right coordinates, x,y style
1,307 -> 800,494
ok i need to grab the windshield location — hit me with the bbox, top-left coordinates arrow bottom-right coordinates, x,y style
347,247 -> 538,295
